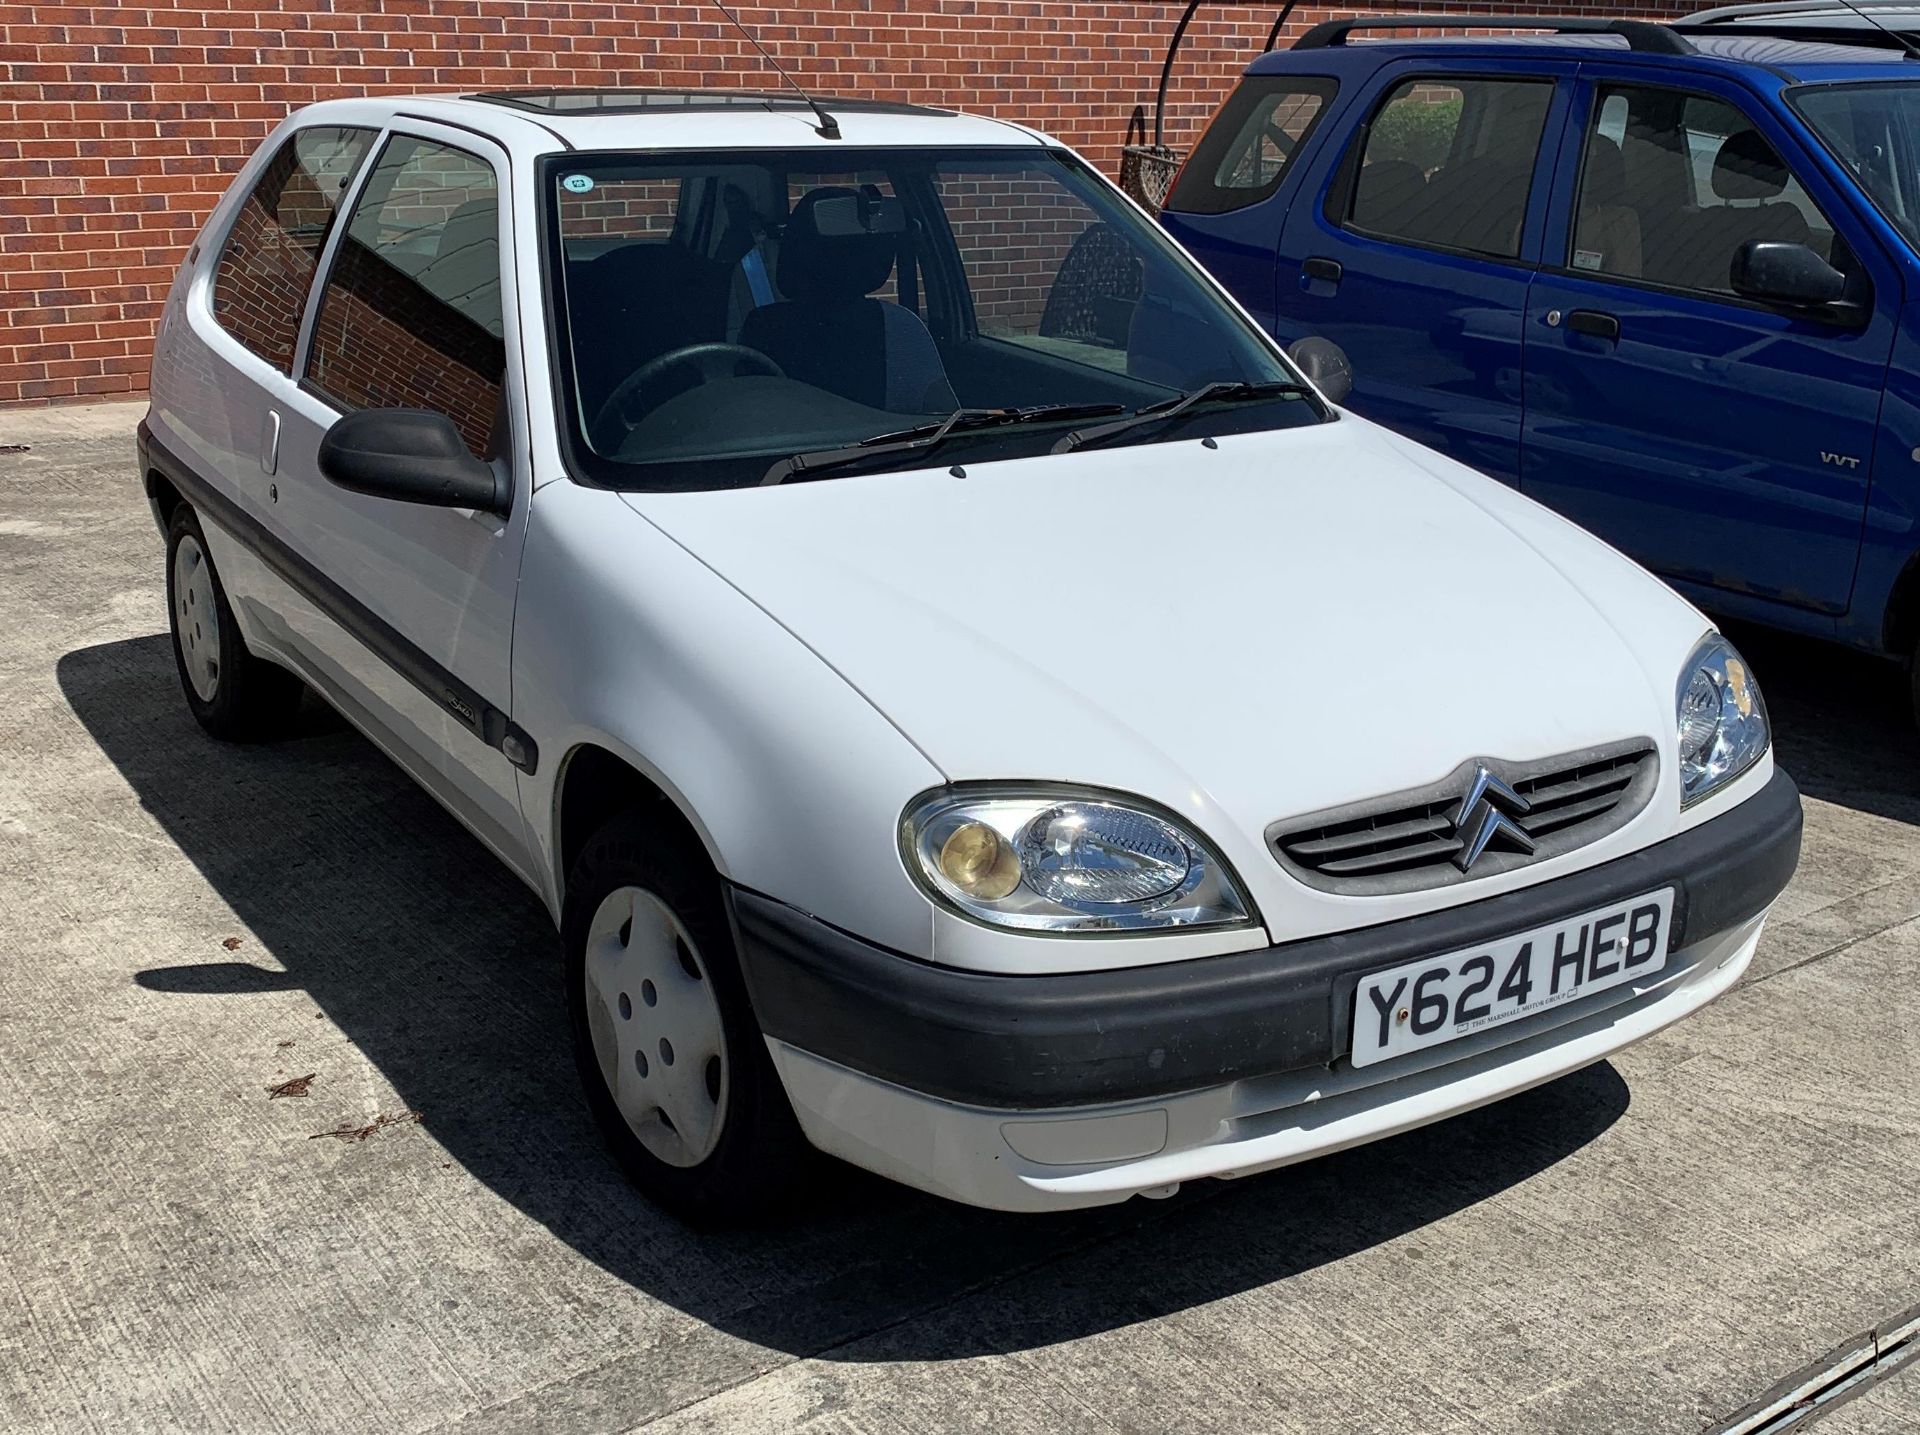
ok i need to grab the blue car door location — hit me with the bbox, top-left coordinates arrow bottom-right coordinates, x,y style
1158,74 -> 1343,335
1273,57 -> 1579,483
1520,68 -> 1900,619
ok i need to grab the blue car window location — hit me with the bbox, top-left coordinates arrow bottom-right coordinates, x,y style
1165,76 -> 1338,215
1570,86 -> 1840,294
1345,78 -> 1554,261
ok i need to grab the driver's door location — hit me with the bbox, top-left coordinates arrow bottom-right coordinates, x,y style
1521,71 -> 1898,619
275,121 -> 538,880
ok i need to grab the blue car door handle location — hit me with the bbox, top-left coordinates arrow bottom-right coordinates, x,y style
1567,309 -> 1620,342
1303,256 -> 1343,284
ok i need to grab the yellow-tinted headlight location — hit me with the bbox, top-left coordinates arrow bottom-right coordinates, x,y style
1725,657 -> 1754,718
937,821 -> 1021,900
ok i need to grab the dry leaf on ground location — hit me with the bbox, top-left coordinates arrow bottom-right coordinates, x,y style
309,1110 -> 423,1143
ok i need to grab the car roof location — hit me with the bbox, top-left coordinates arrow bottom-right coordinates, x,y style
303,89 -> 1051,153
1244,22 -> 1919,84
1692,0 -> 1920,28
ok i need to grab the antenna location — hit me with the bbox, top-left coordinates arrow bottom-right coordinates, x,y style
1799,0 -> 1920,56
710,0 -> 842,137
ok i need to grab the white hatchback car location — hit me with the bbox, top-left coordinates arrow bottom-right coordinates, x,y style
141,88 -> 1802,1218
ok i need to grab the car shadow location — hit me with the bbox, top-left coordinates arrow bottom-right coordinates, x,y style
1719,621 -> 1920,826
61,632 -> 1631,1362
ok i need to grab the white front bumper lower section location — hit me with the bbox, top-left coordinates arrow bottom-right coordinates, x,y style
769,914 -> 1765,1212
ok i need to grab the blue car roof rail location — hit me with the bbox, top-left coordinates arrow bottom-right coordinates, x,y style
1291,14 -> 1698,55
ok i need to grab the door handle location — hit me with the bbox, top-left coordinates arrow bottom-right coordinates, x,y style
1566,309 -> 1620,342
1303,256 -> 1343,283
260,409 -> 281,476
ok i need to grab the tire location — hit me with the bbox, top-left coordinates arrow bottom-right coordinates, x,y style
564,812 -> 816,1224
165,505 -> 303,741
1910,640 -> 1920,734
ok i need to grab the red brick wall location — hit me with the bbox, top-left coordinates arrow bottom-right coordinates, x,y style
0,0 -> 1649,407
940,171 -> 1091,333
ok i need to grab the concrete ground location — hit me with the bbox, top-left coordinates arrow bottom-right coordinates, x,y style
1,398 -> 1916,1435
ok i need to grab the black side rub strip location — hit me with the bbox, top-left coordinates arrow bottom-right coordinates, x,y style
138,421 -> 539,775
729,769 -> 1801,1109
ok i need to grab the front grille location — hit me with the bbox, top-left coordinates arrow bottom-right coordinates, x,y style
1268,742 -> 1658,894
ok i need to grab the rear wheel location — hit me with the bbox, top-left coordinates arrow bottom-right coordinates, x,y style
564,812 -> 815,1223
165,506 -> 302,740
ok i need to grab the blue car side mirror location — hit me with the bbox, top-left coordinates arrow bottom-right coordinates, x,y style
1289,336 -> 1354,405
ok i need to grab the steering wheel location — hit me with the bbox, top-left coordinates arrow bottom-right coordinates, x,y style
590,342 -> 784,447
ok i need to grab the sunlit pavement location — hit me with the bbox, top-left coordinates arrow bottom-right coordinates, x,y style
2,400 -> 1916,1434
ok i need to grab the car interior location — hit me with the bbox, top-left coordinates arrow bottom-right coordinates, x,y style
1348,78 -> 1840,292
547,155 -> 1289,470
1349,80 -> 1554,259
1577,91 -> 1839,290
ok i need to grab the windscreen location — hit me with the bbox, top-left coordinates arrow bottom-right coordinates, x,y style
1792,81 -> 1920,245
541,146 -> 1318,489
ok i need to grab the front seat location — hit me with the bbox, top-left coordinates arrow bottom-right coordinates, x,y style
1683,129 -> 1815,292
1351,158 -> 1428,237
1570,136 -> 1642,278
416,197 -> 502,335
737,187 -> 957,414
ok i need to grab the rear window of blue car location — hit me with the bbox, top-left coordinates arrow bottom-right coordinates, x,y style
1165,76 -> 1338,215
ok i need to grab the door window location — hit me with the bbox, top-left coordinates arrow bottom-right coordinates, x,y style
1344,77 -> 1554,260
1165,76 -> 1338,215
210,126 -> 375,372
306,136 -> 506,458
1569,86 -> 1839,294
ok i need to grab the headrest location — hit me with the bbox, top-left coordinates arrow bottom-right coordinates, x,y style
436,197 -> 497,260
1583,136 -> 1627,207
1712,130 -> 1790,202
776,186 -> 898,302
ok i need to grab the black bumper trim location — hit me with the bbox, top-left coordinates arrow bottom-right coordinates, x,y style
730,769 -> 1802,1109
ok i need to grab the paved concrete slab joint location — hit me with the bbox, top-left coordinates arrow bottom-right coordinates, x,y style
1707,1304 -> 1920,1435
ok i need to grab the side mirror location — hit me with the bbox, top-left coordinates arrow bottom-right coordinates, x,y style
1730,240 -> 1847,308
318,408 -> 508,515
1288,335 -> 1354,405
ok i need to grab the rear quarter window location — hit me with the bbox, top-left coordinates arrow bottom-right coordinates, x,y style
1165,76 -> 1338,215
209,126 -> 375,373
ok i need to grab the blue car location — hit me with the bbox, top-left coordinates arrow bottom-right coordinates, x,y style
1161,9 -> 1920,723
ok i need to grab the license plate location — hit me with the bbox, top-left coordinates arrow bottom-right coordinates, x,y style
1350,888 -> 1675,1069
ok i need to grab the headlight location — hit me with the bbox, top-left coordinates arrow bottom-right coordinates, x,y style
902,789 -> 1253,933
1675,634 -> 1769,807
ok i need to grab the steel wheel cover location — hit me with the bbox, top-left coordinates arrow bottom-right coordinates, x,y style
582,885 -> 729,1168
172,534 -> 221,703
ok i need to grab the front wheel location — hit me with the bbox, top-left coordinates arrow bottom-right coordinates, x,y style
1910,638 -> 1920,734
563,812 -> 815,1223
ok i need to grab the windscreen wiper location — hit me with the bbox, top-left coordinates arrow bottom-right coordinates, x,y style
760,403 -> 1126,486
1050,380 -> 1315,455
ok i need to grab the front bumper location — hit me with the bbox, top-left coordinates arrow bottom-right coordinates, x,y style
729,769 -> 1802,1211
731,770 -> 1801,1107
